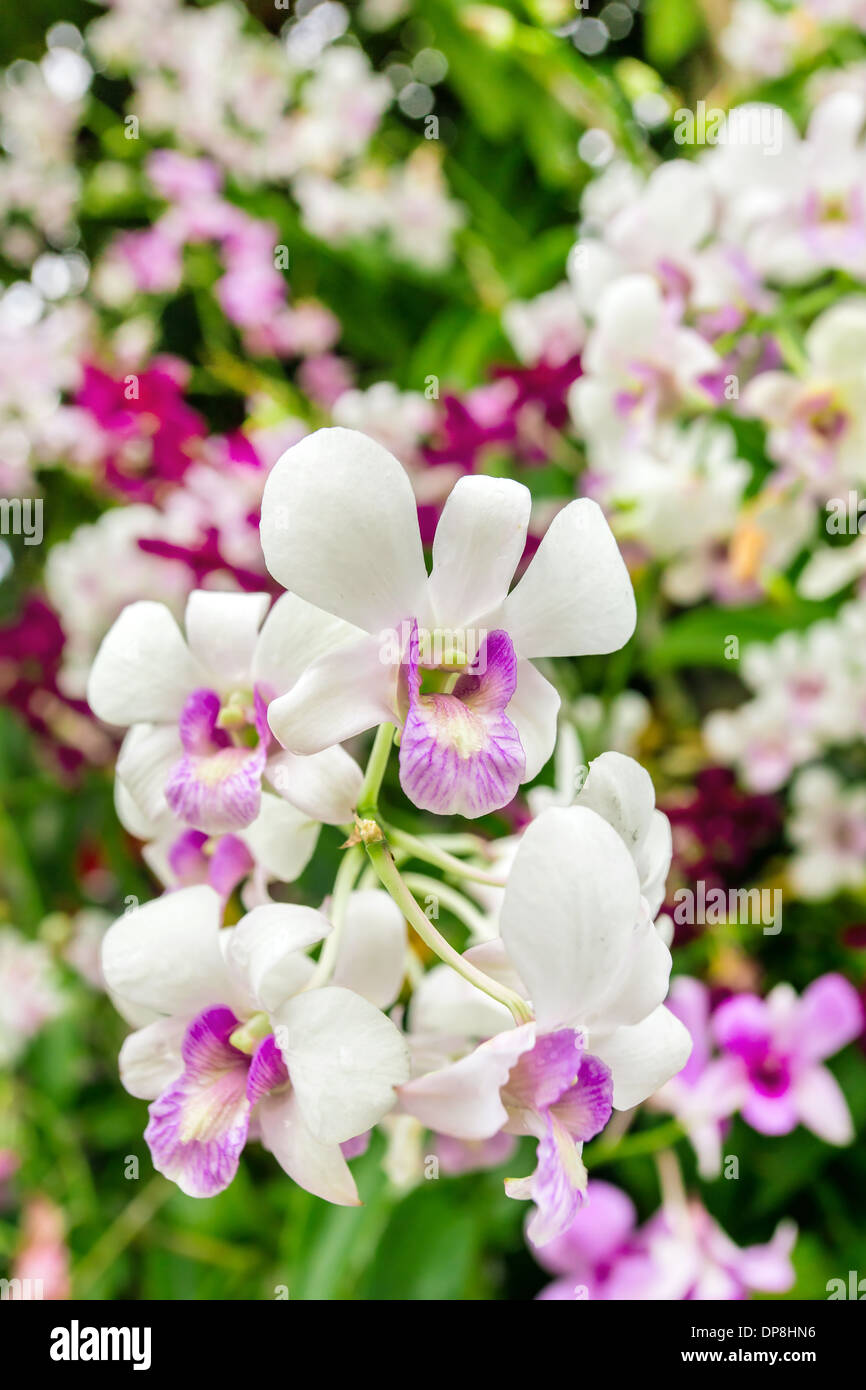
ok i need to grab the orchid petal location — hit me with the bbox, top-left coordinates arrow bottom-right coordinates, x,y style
88,601 -> 207,726
500,807 -> 642,1031
272,986 -> 409,1145
260,426 -> 427,633
427,475 -> 530,630
502,499 -> 636,659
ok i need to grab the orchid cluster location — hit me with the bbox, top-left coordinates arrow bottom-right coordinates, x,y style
2,0 -> 866,1304
82,426 -> 690,1242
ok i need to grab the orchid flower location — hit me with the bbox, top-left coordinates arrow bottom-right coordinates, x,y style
650,977 -> 747,1178
531,1179 -> 796,1301
101,885 -> 408,1201
87,589 -> 364,884
259,426 -> 636,819
713,972 -> 863,1143
398,804 -> 691,1244
569,274 -> 720,464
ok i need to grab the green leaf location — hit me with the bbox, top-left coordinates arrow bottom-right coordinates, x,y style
644,0 -> 706,69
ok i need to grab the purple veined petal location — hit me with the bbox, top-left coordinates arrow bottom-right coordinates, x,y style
178,688 -> 230,756
451,629 -> 519,711
505,1111 -> 588,1247
246,1033 -> 289,1106
164,743 -> 266,835
399,621 -> 526,818
144,1006 -> 253,1198
502,1029 -> 584,1115
530,1178 -> 637,1277
167,828 -> 210,885
208,835 -> 255,899
552,1052 -> 614,1142
398,1024 -> 537,1142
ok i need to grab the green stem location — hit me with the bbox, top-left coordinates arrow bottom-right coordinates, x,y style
586,1119 -> 685,1168
366,842 -> 531,1025
402,872 -> 491,941
385,825 -> 506,887
73,1176 -> 171,1298
305,845 -> 365,989
357,723 -> 396,817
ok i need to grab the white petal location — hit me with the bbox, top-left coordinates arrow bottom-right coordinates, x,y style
251,592 -> 364,695
588,274 -> 662,362
503,499 -> 636,658
226,904 -> 328,1012
115,775 -> 158,841
500,806 -> 642,1031
267,634 -> 396,755
462,940 -> 528,998
592,1005 -> 692,1110
87,601 -> 207,726
398,1025 -> 536,1140
118,1017 -> 186,1099
331,890 -> 407,1009
592,914 -> 673,1029
260,426 -> 428,633
507,659 -> 560,781
638,812 -> 673,920
140,835 -> 175,890
238,792 -> 320,883
184,590 -> 269,690
576,751 -> 672,913
267,745 -> 363,825
409,961 -> 516,1040
272,985 -> 409,1144
806,298 -> 866,376
115,723 -> 183,831
427,475 -> 530,629
576,750 -> 655,848
101,886 -> 235,1017
258,1090 -> 360,1205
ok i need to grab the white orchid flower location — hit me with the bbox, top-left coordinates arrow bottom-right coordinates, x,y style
259,426 -> 636,819
87,588 -> 365,886
399,805 -> 691,1244
102,885 -> 408,1202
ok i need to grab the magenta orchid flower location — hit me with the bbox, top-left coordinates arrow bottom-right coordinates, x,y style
651,977 -> 747,1178
531,1180 -> 796,1301
713,972 -> 863,1143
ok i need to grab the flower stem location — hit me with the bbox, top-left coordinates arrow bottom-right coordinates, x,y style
357,722 -> 396,818
402,871 -> 491,940
586,1118 -> 685,1168
305,844 -> 365,990
366,841 -> 532,1025
385,825 -> 507,887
